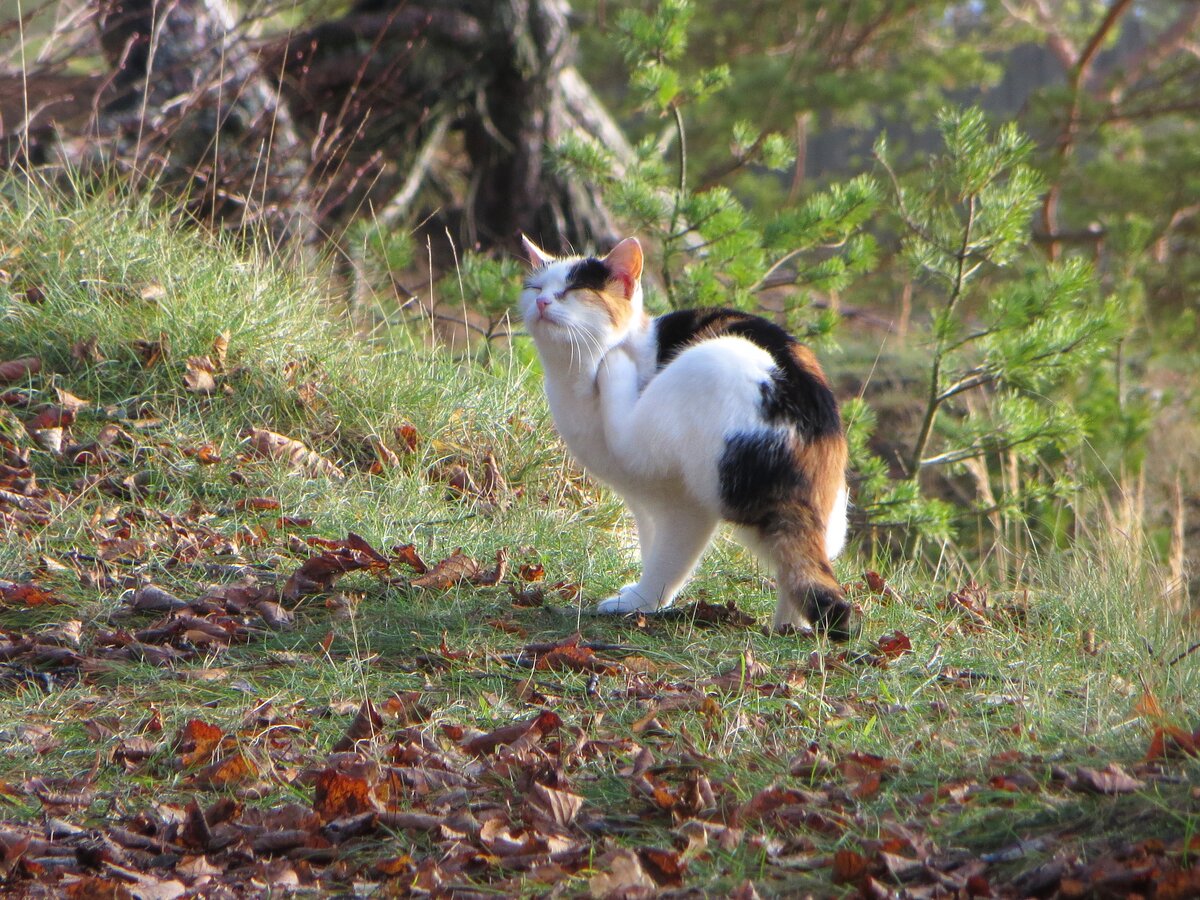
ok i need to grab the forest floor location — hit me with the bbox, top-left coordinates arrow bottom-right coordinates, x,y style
0,183 -> 1198,898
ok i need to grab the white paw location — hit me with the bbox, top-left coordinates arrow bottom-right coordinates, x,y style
595,584 -> 664,615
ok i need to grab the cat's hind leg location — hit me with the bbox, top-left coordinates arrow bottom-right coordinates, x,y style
597,500 -> 717,614
765,518 -> 856,640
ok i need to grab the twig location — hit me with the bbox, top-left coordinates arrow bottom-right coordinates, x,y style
1167,641 -> 1200,668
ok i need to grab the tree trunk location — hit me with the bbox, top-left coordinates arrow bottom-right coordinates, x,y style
95,0 -> 313,243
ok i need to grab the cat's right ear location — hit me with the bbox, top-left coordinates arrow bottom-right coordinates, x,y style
603,237 -> 643,299
520,234 -> 554,269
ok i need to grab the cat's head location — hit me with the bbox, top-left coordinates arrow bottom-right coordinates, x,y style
518,236 -> 644,359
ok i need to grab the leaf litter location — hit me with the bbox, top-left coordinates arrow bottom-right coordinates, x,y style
0,368 -> 1196,896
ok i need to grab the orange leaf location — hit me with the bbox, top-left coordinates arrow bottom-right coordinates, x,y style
392,543 -> 429,574
191,751 -> 256,788
177,719 -> 225,768
0,582 -> 59,607
518,563 -> 546,582
313,768 -> 376,822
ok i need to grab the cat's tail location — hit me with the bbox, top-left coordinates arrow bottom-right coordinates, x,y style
766,431 -> 856,640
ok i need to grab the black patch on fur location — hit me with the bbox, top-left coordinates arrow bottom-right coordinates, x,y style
653,308 -> 841,440
719,430 -> 804,527
566,258 -> 610,293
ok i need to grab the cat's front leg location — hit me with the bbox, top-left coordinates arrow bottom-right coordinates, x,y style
595,346 -> 641,457
596,501 -> 717,615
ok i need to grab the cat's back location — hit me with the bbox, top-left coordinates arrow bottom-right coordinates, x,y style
651,308 -> 841,439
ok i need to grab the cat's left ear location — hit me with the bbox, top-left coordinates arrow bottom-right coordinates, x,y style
520,234 -> 555,269
603,237 -> 643,300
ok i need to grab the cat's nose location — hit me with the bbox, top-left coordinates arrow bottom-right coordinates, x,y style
536,297 -> 552,314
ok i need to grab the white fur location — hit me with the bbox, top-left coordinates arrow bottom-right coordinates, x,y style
520,249 -> 847,615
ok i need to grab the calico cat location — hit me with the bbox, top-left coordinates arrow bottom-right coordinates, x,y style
519,235 -> 854,639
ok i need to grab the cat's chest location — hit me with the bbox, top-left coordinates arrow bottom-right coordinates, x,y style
544,379 -> 621,477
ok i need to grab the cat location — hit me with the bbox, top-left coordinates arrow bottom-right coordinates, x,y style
518,235 -> 855,639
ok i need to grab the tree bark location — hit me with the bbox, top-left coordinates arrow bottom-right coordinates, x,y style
94,0 -> 313,243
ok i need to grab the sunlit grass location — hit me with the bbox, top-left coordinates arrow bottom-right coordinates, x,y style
0,173 -> 1196,895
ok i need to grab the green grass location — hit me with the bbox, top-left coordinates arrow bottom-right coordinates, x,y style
0,174 -> 1197,896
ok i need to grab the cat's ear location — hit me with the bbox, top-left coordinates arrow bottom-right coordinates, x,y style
520,234 -> 554,269
603,237 -> 643,300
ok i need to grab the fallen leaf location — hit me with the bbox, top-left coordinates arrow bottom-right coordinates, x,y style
176,719 -> 226,768
1146,725 -> 1200,761
184,357 -> 218,393
411,549 -> 487,589
245,428 -> 345,481
331,699 -> 384,752
1071,763 -> 1145,794
313,768 -> 377,822
462,710 -> 562,756
133,334 -> 169,368
875,630 -> 913,659
212,331 -> 230,370
662,598 -> 757,628
392,543 -> 429,574
0,582 -> 59,607
0,357 -> 41,386
589,848 -> 658,898
189,751 -> 256,789
864,570 -> 902,603
832,848 -> 869,885
518,563 -> 546,582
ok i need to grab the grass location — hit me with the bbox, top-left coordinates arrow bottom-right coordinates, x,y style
0,174 -> 1198,896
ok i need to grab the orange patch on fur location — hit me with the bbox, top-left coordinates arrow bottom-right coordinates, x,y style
579,285 -> 635,330
788,344 -> 833,389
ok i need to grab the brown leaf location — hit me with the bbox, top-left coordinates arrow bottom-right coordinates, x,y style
0,357 -> 41,386
462,710 -> 562,756
313,769 -> 377,822
212,331 -> 230,370
535,642 -> 622,676
638,847 -> 687,887
53,388 -> 91,412
589,848 -> 658,898
66,877 -> 134,900
875,630 -> 913,659
394,422 -> 420,452
1071,763 -> 1145,795
255,600 -> 294,629
27,405 -> 75,431
283,532 -> 389,600
72,338 -> 105,365
331,699 -> 384,752
832,848 -> 870,885
246,428 -> 345,481
864,570 -> 902,603
530,782 -> 584,827
113,737 -> 160,769
186,443 -> 222,465
236,497 -> 282,511
133,334 -> 169,369
669,598 -> 757,628
391,543 -> 429,574
410,549 -> 481,590
518,563 -> 546,582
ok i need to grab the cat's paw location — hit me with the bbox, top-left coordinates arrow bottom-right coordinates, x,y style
595,584 -> 662,615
